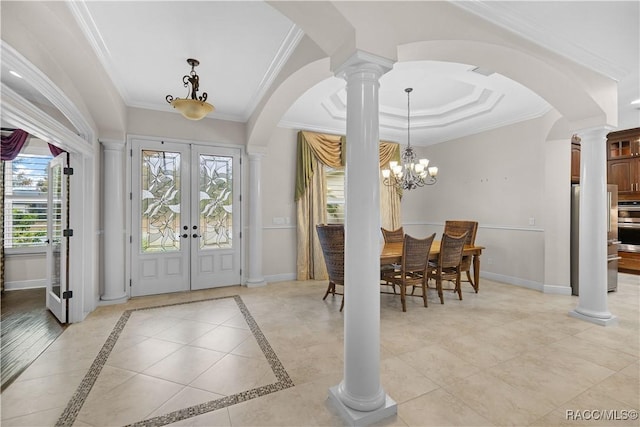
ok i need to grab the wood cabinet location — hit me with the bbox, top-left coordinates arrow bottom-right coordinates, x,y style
619,251 -> 640,274
571,141 -> 581,183
607,128 -> 640,200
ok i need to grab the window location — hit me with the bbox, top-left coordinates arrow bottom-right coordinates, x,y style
3,153 -> 53,249
325,167 -> 345,224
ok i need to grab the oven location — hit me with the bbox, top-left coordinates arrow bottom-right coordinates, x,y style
618,200 -> 640,253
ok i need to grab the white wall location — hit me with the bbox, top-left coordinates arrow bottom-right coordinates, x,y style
401,111 -> 567,290
261,127 -> 298,281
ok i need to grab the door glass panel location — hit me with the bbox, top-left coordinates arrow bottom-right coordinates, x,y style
199,154 -> 232,249
141,150 -> 181,252
50,162 -> 63,298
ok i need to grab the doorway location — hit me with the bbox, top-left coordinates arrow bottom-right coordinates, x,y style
130,138 -> 241,297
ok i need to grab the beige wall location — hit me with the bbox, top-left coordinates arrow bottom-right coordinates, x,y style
261,127 -> 298,280
4,253 -> 47,290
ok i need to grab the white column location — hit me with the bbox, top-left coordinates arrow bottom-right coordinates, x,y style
329,51 -> 397,426
100,140 -> 127,303
569,127 -> 617,326
246,148 -> 267,287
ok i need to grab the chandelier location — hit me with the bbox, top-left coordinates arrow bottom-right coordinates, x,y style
382,88 -> 438,190
166,58 -> 214,120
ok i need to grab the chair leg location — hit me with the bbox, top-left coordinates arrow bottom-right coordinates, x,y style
466,270 -> 475,290
422,279 -> 428,307
436,278 -> 444,304
322,281 -> 334,300
400,283 -> 407,312
456,272 -> 463,300
340,296 -> 344,312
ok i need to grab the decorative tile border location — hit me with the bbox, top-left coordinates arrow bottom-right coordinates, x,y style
55,295 -> 293,427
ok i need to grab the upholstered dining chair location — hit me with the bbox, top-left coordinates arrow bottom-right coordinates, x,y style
380,226 -> 404,294
427,231 -> 468,304
315,224 -> 345,311
381,233 -> 435,312
443,220 -> 478,292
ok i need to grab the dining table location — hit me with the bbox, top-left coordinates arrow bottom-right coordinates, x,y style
380,241 -> 485,292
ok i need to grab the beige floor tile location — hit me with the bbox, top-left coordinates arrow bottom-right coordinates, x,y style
0,369 -> 86,420
146,386 -> 225,419
166,408 -> 231,426
0,406 -> 65,427
398,344 -> 480,387
142,345 -> 226,384
588,372 -> 640,410
380,356 -> 440,404
229,335 -> 265,358
189,353 -> 275,396
533,387 -> 640,426
151,319 -> 220,344
443,371 -> 556,426
189,325 -> 252,353
398,388 -> 493,426
540,336 -> 638,373
106,337 -> 183,372
75,373 -> 184,426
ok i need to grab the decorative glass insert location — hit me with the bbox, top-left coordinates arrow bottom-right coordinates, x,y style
199,154 -> 233,249
50,162 -> 63,297
141,150 -> 181,252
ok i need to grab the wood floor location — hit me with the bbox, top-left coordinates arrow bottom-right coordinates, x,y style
1,288 -> 66,391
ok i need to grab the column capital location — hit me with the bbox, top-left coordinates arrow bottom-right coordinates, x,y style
572,125 -> 616,142
100,139 -> 126,151
334,50 -> 394,81
246,146 -> 268,158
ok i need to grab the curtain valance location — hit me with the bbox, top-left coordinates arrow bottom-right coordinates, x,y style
295,130 -> 400,201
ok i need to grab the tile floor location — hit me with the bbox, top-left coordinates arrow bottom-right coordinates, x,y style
1,274 -> 638,426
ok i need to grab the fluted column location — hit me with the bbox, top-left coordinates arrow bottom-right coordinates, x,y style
569,127 -> 617,326
100,140 -> 127,303
246,148 -> 267,287
328,51 -> 397,425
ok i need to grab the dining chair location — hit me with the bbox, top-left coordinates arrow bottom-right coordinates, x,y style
380,226 -> 405,294
443,220 -> 478,292
381,233 -> 435,312
381,227 -> 404,243
315,224 -> 345,311
427,231 -> 468,304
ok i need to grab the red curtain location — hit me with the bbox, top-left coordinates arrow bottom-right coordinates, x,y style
1,129 -> 29,161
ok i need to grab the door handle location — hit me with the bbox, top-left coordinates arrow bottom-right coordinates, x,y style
182,233 -> 188,238
192,234 -> 201,238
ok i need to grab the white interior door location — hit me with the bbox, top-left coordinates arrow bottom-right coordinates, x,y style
46,154 -> 68,323
131,139 -> 241,297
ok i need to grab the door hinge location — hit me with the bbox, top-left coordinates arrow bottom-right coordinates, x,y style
63,229 -> 74,237
130,192 -> 132,200
130,235 -> 132,244
239,194 -> 242,202
62,290 -> 73,299
63,167 -> 74,175
239,231 -> 242,239
130,148 -> 133,157
129,279 -> 132,287
240,268 -> 242,276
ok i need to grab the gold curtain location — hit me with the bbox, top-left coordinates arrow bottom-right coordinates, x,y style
295,131 -> 402,280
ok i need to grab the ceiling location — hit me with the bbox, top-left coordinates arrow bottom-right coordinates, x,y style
3,1 -> 639,145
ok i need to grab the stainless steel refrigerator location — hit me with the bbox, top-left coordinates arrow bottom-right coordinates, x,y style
570,184 -> 618,296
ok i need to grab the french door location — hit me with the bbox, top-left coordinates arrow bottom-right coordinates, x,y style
46,153 -> 69,323
131,139 -> 241,297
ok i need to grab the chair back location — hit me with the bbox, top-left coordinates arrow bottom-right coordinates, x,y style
381,227 -> 404,243
315,224 -> 345,284
438,232 -> 468,269
444,220 -> 477,246
402,233 -> 436,273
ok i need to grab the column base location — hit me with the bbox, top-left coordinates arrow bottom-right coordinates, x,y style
245,278 -> 267,288
328,385 -> 397,427
569,309 -> 618,326
99,294 -> 128,305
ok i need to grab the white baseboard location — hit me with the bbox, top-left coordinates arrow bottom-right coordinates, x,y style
480,271 -> 544,292
264,273 -> 297,283
4,279 -> 47,291
543,284 -> 572,295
